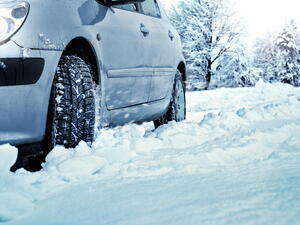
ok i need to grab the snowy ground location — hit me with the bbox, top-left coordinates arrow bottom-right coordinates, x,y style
1,80 -> 300,225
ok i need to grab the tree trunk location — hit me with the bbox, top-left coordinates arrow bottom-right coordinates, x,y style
205,59 -> 212,90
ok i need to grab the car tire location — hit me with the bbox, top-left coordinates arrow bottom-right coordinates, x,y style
11,55 -> 96,172
48,55 -> 96,149
154,70 -> 186,128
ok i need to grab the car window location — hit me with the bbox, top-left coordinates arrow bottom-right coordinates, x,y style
141,0 -> 161,18
114,3 -> 138,12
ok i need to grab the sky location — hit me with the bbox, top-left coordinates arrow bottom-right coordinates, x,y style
161,0 -> 300,37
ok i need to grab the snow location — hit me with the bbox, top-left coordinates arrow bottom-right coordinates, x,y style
21,48 -> 30,58
1,81 -> 300,224
0,61 -> 6,69
38,33 -> 65,50
0,145 -> 17,172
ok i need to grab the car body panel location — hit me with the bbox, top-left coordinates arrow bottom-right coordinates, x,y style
138,11 -> 177,102
98,7 -> 152,109
0,41 -> 62,145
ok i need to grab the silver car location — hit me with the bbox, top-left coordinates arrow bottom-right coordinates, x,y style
0,0 -> 186,170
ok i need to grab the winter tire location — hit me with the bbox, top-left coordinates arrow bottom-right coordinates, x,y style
154,70 -> 186,128
47,55 -> 96,149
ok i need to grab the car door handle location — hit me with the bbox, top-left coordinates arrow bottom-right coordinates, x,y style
168,30 -> 174,41
140,24 -> 150,36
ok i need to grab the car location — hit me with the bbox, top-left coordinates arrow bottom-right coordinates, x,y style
0,0 -> 186,171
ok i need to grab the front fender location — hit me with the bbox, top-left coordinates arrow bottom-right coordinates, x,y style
11,0 -> 107,51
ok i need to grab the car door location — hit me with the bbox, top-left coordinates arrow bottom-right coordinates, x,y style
140,0 -> 177,102
95,3 -> 152,110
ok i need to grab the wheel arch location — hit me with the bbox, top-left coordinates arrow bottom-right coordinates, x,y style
177,61 -> 187,83
62,37 -> 100,85
43,37 -> 100,152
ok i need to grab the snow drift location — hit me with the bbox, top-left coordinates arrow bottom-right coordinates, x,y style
1,80 -> 300,225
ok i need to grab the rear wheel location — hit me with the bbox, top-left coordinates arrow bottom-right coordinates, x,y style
154,70 -> 186,128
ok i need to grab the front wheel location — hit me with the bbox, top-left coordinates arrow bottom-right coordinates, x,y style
11,55 -> 96,172
154,70 -> 186,128
46,55 -> 96,150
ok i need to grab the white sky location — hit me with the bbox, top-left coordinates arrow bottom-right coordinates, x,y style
161,0 -> 300,37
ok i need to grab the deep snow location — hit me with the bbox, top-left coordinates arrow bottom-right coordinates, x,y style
1,80 -> 300,225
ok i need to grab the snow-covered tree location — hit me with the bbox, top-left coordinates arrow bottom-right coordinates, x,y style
169,0 -> 244,90
276,20 -> 300,86
252,33 -> 280,83
253,20 -> 300,86
213,44 -> 254,88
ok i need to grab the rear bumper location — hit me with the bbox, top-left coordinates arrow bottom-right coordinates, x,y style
0,41 -> 62,145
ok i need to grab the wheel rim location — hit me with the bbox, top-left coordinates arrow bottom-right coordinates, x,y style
174,79 -> 186,121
